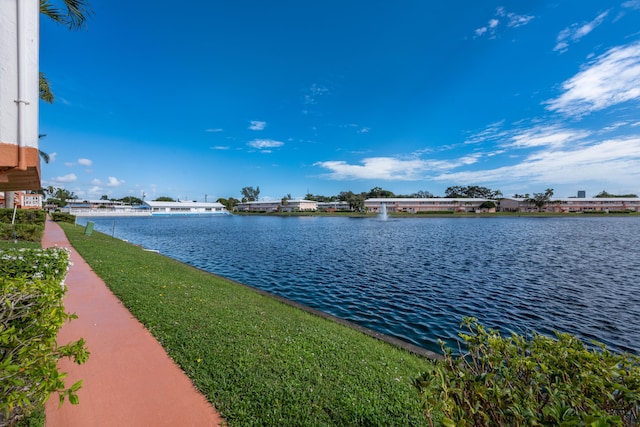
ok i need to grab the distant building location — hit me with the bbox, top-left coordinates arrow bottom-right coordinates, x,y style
235,200 -> 318,212
65,199 -> 150,217
0,191 -> 42,209
15,192 -> 42,209
577,190 -> 586,198
143,201 -> 228,215
317,201 -> 351,211
499,197 -> 640,213
365,198 -> 493,213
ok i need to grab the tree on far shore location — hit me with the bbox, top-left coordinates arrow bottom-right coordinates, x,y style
526,188 -> 554,212
594,190 -> 638,198
241,186 -> 260,202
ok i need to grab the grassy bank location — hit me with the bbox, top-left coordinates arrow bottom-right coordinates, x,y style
59,223 -> 432,426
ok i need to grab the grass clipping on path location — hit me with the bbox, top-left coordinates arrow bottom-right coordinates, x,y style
60,223 -> 431,426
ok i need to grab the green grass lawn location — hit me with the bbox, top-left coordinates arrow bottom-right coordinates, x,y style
59,223 -> 433,426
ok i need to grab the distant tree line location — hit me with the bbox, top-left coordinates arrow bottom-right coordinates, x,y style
36,185 -> 638,213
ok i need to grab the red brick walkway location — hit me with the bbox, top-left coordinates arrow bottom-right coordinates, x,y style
43,218 -> 225,426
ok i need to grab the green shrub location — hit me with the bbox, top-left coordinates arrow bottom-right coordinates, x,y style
0,210 -> 45,226
414,317 -> 640,427
49,212 -> 76,224
0,248 -> 89,426
0,248 -> 71,280
0,224 -> 43,242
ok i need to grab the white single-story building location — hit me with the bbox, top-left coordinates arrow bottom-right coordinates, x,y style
143,200 -> 229,215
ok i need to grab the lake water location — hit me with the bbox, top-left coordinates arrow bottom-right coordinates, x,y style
76,215 -> 640,355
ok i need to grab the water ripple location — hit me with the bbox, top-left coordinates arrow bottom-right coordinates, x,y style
80,215 -> 640,355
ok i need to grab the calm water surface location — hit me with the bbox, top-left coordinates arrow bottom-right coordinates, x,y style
77,215 -> 640,354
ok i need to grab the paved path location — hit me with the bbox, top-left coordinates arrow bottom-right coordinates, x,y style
43,219 -> 225,426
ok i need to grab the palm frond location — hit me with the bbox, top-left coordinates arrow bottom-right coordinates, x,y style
39,150 -> 51,164
40,0 -> 93,30
39,72 -> 54,103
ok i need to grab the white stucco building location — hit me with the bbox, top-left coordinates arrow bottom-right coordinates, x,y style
0,1 -> 40,191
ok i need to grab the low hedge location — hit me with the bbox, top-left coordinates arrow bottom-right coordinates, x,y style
414,318 -> 640,426
0,210 -> 45,226
0,248 -> 89,426
49,212 -> 76,224
0,210 -> 46,242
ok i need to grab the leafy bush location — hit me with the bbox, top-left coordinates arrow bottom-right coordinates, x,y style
0,210 -> 45,226
49,212 -> 76,224
0,224 -> 43,242
0,210 -> 45,242
0,248 -> 89,426
414,318 -> 640,427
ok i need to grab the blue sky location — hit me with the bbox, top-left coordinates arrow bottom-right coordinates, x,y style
39,1 -> 640,201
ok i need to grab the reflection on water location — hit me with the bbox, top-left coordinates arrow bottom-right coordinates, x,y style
78,215 -> 640,354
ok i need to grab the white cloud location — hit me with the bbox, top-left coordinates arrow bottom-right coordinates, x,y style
314,154 -> 481,181
106,176 -> 125,187
622,0 -> 640,10
77,158 -> 92,166
64,162 -> 75,167
508,125 -> 591,148
91,178 -> 102,185
205,128 -> 223,132
49,152 -> 57,162
53,173 -> 77,183
554,11 -> 609,53
433,137 -> 640,188
315,157 -> 427,180
357,127 -> 371,134
249,120 -> 266,131
248,139 -> 284,150
546,41 -> 640,116
211,146 -> 230,150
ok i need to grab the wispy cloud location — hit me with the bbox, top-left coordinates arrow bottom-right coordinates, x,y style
433,137 -> 640,188
248,139 -> 284,151
304,83 -> 329,105
211,146 -> 230,150
622,0 -> 640,10
249,121 -> 266,131
77,158 -> 92,166
546,41 -> 640,117
205,128 -> 224,133
508,125 -> 591,148
474,7 -> 534,38
554,10 -> 609,53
